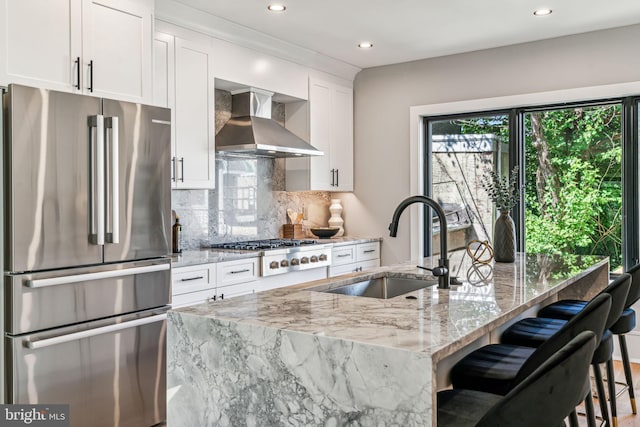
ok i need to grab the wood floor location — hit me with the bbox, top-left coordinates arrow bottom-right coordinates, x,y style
578,361 -> 640,426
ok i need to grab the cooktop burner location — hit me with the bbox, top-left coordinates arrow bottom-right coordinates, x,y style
210,238 -> 317,251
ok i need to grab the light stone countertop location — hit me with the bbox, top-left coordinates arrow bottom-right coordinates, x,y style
168,250 -> 608,426
169,236 -> 382,268
174,250 -> 607,362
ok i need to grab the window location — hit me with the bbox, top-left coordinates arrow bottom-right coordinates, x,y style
426,113 -> 510,255
523,104 -> 622,269
424,99 -> 631,270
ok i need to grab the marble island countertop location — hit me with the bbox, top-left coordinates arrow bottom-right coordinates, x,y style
175,250 -> 607,361
168,251 -> 608,426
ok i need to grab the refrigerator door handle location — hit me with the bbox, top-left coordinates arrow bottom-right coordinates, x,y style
24,263 -> 170,288
23,313 -> 167,350
88,115 -> 105,245
105,116 -> 119,244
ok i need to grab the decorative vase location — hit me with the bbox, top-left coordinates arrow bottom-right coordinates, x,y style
493,210 -> 516,263
328,199 -> 345,237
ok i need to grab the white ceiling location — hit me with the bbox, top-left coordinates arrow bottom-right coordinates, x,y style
174,0 -> 640,69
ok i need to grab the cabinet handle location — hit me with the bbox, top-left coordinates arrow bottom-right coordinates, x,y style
171,157 -> 176,182
330,169 -> 335,186
74,57 -> 81,90
336,169 -> 339,187
363,249 -> 375,254
180,276 -> 204,282
88,59 -> 94,92
337,254 -> 350,258
229,269 -> 250,274
179,157 -> 185,182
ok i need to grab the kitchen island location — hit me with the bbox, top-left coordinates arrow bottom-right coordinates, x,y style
167,251 -> 608,426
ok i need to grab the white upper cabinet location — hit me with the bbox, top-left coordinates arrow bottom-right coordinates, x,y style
154,23 -> 215,189
286,76 -> 354,192
81,0 -> 152,102
0,0 -> 153,103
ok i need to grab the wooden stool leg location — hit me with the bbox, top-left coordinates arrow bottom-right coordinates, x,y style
594,363 -> 612,427
619,334 -> 637,414
606,358 -> 618,427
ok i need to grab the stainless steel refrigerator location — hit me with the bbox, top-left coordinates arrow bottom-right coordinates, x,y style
2,84 -> 171,427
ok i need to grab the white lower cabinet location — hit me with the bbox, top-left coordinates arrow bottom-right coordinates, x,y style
171,257 -> 259,307
171,263 -> 216,308
329,242 -> 381,278
215,258 -> 259,300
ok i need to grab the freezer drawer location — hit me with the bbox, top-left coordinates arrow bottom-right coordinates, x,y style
6,259 -> 171,335
6,308 -> 167,427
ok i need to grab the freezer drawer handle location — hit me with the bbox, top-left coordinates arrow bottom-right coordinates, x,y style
23,313 -> 167,350
25,263 -> 170,288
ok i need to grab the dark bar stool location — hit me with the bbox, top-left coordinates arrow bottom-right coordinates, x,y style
449,293 -> 611,427
438,331 -> 598,427
609,263 -> 640,415
504,273 -> 631,427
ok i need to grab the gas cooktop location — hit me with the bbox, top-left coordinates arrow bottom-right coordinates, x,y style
210,238 -> 317,251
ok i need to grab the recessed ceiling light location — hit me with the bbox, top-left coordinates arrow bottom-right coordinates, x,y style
358,42 -> 373,49
533,8 -> 552,16
267,4 -> 286,12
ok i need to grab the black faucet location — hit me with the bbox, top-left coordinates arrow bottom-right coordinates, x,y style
389,195 -> 450,289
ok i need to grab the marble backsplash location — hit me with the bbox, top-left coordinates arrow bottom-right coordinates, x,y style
172,89 -> 332,249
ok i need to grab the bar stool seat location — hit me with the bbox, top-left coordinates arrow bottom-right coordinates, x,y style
610,308 -> 636,335
449,344 -> 536,395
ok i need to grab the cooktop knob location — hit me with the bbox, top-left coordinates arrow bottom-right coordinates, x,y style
301,257 -> 309,264
269,261 -> 279,269
290,258 -> 300,266
319,254 -> 328,261
280,260 -> 289,267
310,255 -> 318,263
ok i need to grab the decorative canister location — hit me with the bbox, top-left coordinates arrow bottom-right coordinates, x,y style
328,199 -> 345,237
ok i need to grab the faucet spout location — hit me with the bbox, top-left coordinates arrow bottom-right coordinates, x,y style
388,195 -> 450,289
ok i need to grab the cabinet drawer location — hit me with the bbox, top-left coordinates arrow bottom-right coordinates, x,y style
359,259 -> 380,272
172,264 -> 214,295
217,258 -> 259,287
332,245 -> 356,266
357,242 -> 380,262
328,262 -> 358,278
216,281 -> 255,300
172,289 -> 215,308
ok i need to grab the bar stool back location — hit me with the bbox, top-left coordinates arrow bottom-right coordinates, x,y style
438,331 -> 597,427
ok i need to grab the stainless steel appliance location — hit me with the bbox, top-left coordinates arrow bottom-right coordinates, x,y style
215,88 -> 324,158
211,239 -> 332,276
2,84 -> 171,427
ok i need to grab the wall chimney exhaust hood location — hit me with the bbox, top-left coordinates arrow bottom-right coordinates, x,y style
216,88 -> 323,158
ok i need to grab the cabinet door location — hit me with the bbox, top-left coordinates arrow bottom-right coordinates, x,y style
174,37 -> 215,189
308,78 -> 333,190
153,32 -> 174,109
0,0 -> 82,91
331,85 -> 354,191
82,0 -> 152,102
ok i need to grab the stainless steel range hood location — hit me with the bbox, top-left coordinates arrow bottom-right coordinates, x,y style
216,88 -> 323,158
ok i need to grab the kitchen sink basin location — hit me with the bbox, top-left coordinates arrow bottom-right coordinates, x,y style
321,276 -> 437,299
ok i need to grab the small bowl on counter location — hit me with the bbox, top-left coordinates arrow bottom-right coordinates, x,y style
309,227 -> 340,239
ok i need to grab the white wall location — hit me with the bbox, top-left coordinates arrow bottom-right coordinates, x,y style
344,23 -> 640,265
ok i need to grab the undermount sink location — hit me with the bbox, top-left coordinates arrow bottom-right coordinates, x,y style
321,276 -> 437,299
